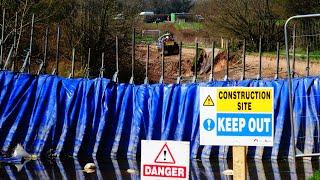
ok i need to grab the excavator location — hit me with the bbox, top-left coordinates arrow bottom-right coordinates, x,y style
156,32 -> 180,56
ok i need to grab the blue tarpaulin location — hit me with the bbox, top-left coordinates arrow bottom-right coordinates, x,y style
0,70 -> 318,159
1,158 -> 315,179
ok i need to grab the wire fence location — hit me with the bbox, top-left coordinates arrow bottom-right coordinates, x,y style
0,10 -> 320,85
285,14 -> 320,159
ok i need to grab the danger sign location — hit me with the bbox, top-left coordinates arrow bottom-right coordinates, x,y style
141,140 -> 190,180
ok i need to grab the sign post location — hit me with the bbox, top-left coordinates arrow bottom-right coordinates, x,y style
200,87 -> 274,180
233,146 -> 247,179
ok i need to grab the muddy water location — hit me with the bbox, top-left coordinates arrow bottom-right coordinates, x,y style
0,157 -> 318,179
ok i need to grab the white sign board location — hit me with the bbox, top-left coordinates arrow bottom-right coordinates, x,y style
200,87 -> 274,146
141,140 -> 190,180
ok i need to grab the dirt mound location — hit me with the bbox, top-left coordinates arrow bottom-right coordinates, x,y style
136,44 -> 239,83
136,44 -> 194,83
136,44 -> 320,83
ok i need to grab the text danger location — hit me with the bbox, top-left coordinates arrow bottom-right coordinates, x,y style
143,164 -> 186,178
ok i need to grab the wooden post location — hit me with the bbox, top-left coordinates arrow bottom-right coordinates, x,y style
233,146 -> 247,180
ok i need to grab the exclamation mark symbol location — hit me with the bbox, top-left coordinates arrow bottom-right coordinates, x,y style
164,150 -> 167,161
207,120 -> 211,131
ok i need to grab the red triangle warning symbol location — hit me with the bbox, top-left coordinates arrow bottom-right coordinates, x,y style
154,143 -> 176,164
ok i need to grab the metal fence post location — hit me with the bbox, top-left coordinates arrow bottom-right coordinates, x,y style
13,15 -> 17,45
209,41 -> 215,81
130,28 -> 135,84
55,26 -> 60,75
242,39 -> 246,80
43,27 -> 49,74
144,44 -> 149,84
3,45 -> 14,70
113,36 -> 119,82
177,42 -> 182,84
258,36 -> 262,79
28,14 -> 34,73
275,42 -> 280,79
70,48 -> 75,78
0,9 -> 5,68
284,14 -> 320,158
224,40 -> 229,81
306,45 -> 310,76
160,43 -> 164,83
12,12 -> 17,71
116,36 -> 119,74
100,52 -> 105,78
193,42 -> 198,83
292,25 -> 296,77
86,48 -> 91,78
20,51 -> 30,73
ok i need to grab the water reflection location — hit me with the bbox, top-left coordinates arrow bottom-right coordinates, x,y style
0,157 -> 318,179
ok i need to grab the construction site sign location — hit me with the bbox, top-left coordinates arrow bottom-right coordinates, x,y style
141,140 -> 189,180
200,87 -> 274,146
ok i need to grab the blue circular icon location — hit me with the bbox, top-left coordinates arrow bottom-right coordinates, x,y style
203,119 -> 215,131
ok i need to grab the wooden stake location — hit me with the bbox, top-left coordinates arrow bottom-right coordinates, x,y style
233,146 -> 247,180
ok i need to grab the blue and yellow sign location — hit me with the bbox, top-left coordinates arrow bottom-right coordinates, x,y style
200,87 -> 274,146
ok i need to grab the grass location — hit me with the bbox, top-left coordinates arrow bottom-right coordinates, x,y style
181,42 -> 208,49
174,22 -> 203,31
142,22 -> 203,31
309,170 -> 320,180
143,22 -> 163,30
248,49 -> 320,61
135,34 -> 158,44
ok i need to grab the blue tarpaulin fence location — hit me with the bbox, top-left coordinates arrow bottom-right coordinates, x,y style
0,158 -> 315,179
0,70 -> 318,159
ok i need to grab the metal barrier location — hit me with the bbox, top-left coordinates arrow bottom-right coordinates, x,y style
0,9 -> 292,83
285,14 -> 320,158
0,71 -> 310,159
2,9 -> 320,161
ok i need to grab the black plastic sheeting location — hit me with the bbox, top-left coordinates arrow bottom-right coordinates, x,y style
0,71 -> 319,159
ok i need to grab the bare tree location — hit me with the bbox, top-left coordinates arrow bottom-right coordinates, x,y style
193,0 -> 282,51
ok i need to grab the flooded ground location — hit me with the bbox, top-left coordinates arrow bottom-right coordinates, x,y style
0,157 -> 318,179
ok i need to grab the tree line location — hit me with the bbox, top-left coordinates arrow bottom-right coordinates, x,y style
0,0 -> 147,82
193,0 -> 320,51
